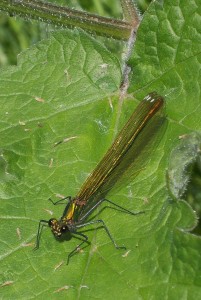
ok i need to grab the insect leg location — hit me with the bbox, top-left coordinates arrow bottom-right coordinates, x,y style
103,198 -> 144,216
34,219 -> 49,250
49,196 -> 72,219
76,219 -> 126,250
67,232 -> 88,265
48,196 -> 72,206
79,198 -> 144,223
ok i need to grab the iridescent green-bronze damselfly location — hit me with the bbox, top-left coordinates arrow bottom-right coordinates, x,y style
35,92 -> 166,263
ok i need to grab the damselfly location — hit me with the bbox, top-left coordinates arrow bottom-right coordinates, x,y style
35,92 -> 166,263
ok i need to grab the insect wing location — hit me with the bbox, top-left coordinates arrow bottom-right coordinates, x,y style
75,92 -> 166,221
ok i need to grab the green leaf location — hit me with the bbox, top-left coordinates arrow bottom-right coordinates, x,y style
0,1 -> 201,300
167,132 -> 201,200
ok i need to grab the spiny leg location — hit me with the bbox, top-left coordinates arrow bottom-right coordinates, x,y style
79,197 -> 144,223
48,196 -> 71,206
34,219 -> 49,250
67,232 -> 88,265
103,198 -> 144,216
76,219 -> 126,250
49,196 -> 72,217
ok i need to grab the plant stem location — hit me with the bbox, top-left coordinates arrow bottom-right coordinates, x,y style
0,0 -> 133,40
119,1 -> 141,100
121,0 -> 141,27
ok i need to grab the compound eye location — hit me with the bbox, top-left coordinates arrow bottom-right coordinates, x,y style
48,218 -> 56,227
61,226 -> 68,233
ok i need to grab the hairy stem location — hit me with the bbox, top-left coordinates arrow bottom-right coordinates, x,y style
0,0 -> 133,40
121,0 -> 141,26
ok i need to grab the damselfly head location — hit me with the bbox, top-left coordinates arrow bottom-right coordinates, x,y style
48,218 -> 69,238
